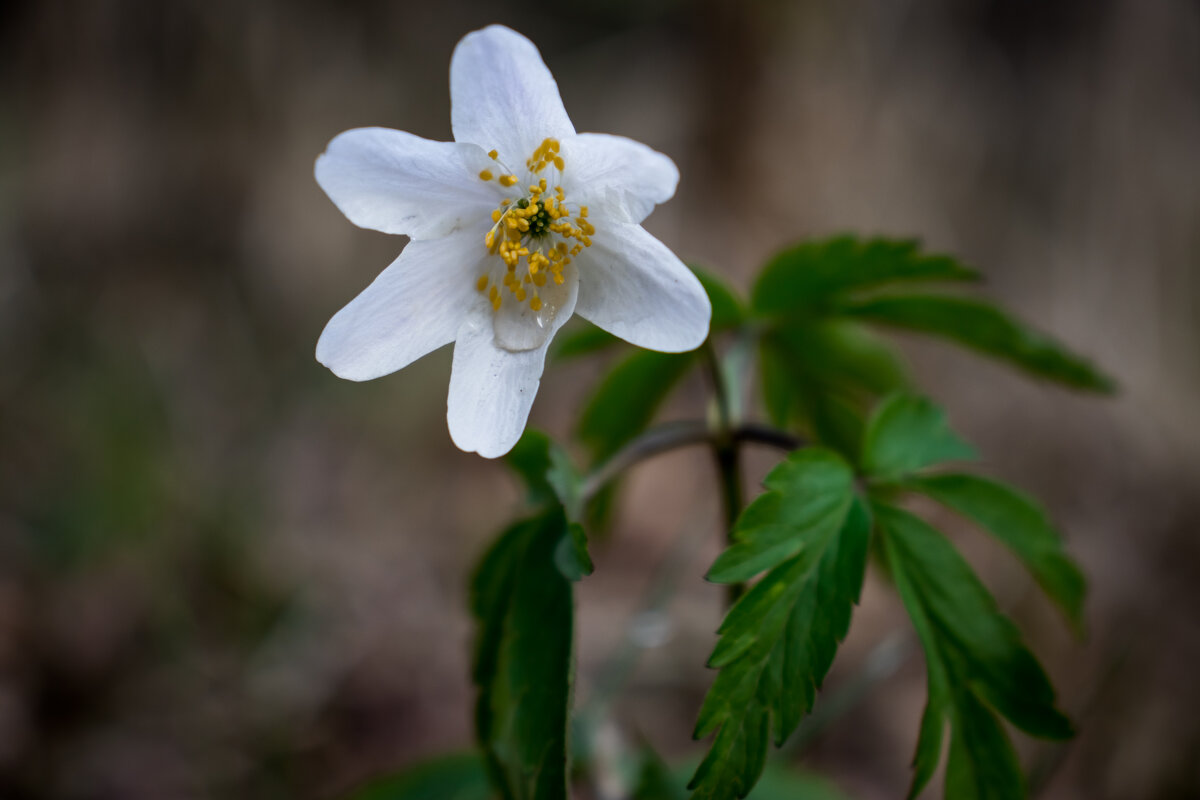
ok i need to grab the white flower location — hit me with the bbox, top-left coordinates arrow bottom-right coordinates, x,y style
314,25 -> 711,458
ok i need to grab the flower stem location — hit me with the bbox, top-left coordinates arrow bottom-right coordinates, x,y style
702,340 -> 747,604
578,422 -> 802,504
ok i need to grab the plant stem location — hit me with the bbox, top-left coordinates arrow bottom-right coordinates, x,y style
578,422 -> 803,503
703,341 -> 747,604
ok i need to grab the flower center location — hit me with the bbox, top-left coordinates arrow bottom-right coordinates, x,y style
473,138 -> 597,351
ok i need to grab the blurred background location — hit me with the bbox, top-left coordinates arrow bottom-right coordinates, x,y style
2,0 -> 1198,797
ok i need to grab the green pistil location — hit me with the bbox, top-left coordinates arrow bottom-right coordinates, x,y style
518,197 -> 551,238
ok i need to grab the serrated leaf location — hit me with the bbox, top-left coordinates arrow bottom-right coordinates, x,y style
877,503 -> 1073,800
347,751 -> 493,800
471,508 -> 575,800
708,449 -> 855,584
862,394 -> 976,480
692,267 -> 745,330
908,473 -> 1086,630
578,349 -> 697,461
840,294 -> 1115,393
689,495 -> 870,800
752,237 -> 978,316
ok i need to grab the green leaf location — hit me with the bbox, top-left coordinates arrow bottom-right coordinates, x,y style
471,508 -> 575,800
707,449 -> 855,584
752,237 -> 978,316
749,763 -> 856,800
689,488 -> 870,800
634,749 -> 689,800
758,321 -> 909,457
661,762 -> 854,800
908,473 -> 1086,630
770,321 -> 909,397
862,394 -> 976,480
945,691 -> 1025,800
347,752 -> 493,800
554,522 -> 593,581
839,295 -> 1115,393
578,349 -> 697,461
693,266 -> 746,330
551,322 -> 621,360
504,430 -> 559,507
877,503 -> 1073,800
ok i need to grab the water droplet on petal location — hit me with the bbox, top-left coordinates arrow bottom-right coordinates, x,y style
492,273 -> 573,353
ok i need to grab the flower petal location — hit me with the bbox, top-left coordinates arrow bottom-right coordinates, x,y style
315,127 -> 498,240
446,271 -> 580,458
574,222 -> 710,352
317,230 -> 489,381
450,25 -> 575,162
562,133 -> 679,223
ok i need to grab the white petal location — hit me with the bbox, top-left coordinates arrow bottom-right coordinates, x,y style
315,128 -> 499,240
574,223 -> 710,352
446,274 -> 580,458
450,25 -> 575,163
317,230 -> 490,381
561,133 -> 679,223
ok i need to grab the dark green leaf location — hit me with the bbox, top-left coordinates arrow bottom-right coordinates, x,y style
554,522 -> 593,581
758,336 -> 794,430
633,749 -> 688,800
689,490 -> 870,800
578,349 -> 696,461
862,394 -> 976,480
347,752 -> 493,800
693,266 -> 746,330
908,473 -> 1086,630
551,322 -> 621,360
471,508 -> 575,800
945,691 -> 1025,800
752,237 -> 978,316
504,430 -> 558,507
758,321 -> 909,457
749,763 -> 856,800
769,321 -> 909,397
878,503 -> 1073,800
665,762 -> 853,800
708,449 -> 855,584
840,295 -> 1115,393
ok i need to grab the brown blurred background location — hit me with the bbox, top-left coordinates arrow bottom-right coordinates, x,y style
1,0 -> 1198,798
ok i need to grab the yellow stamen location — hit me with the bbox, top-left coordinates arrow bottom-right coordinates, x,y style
473,138 -> 597,313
